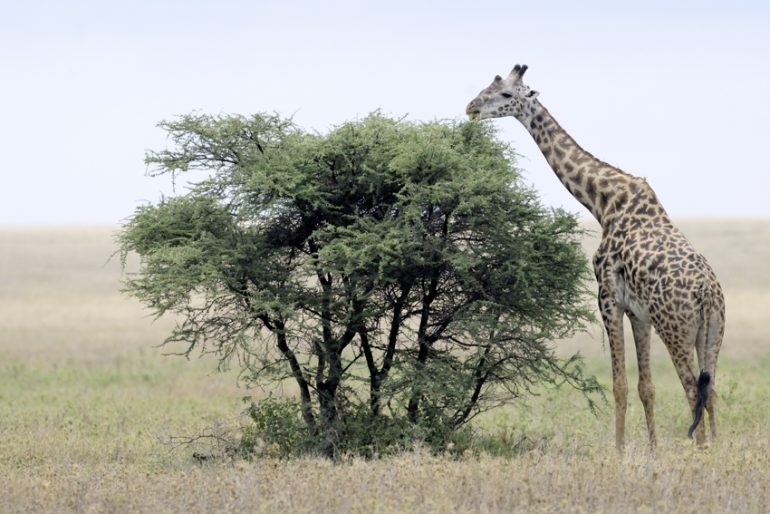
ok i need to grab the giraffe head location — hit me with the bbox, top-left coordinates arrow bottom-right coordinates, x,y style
465,64 -> 539,121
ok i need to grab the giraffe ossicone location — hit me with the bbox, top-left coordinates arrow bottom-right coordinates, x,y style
466,63 -> 725,449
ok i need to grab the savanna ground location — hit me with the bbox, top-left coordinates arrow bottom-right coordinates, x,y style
1,220 -> 769,513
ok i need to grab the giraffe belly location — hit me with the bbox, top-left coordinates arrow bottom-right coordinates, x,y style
616,272 -> 650,322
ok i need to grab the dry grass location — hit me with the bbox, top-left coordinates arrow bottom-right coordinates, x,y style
3,441 -> 770,514
1,222 -> 769,513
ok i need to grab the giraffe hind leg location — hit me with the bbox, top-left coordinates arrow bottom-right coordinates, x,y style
662,328 -> 707,445
691,306 -> 723,441
706,387 -> 718,438
687,370 -> 710,439
703,310 -> 724,439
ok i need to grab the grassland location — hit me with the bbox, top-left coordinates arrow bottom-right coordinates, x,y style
1,221 -> 769,513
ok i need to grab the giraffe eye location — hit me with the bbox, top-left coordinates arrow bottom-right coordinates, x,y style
501,92 -> 513,98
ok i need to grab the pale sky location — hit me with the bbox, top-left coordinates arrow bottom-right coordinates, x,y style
2,0 -> 769,224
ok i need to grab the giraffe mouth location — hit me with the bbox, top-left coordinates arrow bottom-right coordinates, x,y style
466,107 -> 481,120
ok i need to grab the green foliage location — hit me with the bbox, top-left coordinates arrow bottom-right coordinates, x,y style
120,112 -> 600,458
239,393 -> 476,459
241,397 -> 311,459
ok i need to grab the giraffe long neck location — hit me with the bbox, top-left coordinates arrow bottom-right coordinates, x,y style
520,102 -> 634,224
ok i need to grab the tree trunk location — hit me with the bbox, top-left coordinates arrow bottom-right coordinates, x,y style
317,381 -> 340,459
451,344 -> 493,428
408,274 -> 439,423
265,316 -> 317,434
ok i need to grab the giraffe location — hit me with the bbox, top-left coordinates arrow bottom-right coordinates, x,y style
465,64 -> 725,448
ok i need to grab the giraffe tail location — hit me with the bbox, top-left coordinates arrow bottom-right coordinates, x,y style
687,370 -> 711,438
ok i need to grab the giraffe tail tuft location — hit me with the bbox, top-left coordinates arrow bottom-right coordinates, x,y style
687,370 -> 711,439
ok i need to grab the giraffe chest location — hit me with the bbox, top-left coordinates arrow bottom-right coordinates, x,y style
614,269 -> 650,322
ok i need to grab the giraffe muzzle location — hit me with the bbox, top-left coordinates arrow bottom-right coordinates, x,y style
466,103 -> 481,120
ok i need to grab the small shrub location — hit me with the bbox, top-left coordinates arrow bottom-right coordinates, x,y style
238,394 -> 476,459
240,396 -> 312,458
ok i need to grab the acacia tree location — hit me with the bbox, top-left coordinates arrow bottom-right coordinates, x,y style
120,112 -> 600,458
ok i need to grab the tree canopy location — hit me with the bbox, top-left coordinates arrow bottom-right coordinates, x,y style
119,112 -> 599,458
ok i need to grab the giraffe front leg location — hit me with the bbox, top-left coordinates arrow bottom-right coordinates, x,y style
598,284 -> 627,451
629,313 -> 656,448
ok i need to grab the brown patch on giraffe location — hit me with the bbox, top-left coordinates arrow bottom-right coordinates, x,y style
636,205 -> 658,217
598,192 -> 609,212
585,179 -> 597,204
572,152 -> 591,165
649,254 -> 666,272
